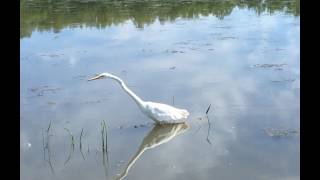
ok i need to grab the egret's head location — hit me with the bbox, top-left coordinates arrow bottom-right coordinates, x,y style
88,72 -> 114,81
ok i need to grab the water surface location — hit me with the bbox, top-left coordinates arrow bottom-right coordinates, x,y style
20,0 -> 300,179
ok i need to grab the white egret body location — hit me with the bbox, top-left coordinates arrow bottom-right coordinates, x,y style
88,72 -> 189,123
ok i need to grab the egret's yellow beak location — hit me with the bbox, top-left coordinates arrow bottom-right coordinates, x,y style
88,75 -> 104,81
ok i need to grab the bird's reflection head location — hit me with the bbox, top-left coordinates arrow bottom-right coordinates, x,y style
88,72 -> 114,81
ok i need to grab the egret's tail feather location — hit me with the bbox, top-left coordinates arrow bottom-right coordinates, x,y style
180,109 -> 190,118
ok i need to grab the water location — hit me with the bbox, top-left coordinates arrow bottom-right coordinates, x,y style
20,0 -> 300,180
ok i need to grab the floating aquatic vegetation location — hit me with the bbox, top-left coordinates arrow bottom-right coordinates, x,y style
264,128 -> 299,137
165,49 -> 185,53
83,98 -> 109,104
272,79 -> 296,83
47,101 -> 56,106
217,36 -> 238,40
252,63 -> 287,68
39,53 -> 61,58
29,85 -> 62,97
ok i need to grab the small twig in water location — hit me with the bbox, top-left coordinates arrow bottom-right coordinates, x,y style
206,104 -> 211,115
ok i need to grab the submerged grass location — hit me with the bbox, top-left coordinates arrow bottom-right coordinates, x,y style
42,128 -> 46,161
43,120 -> 55,174
101,120 -> 109,178
206,116 -> 212,145
205,104 -> 212,145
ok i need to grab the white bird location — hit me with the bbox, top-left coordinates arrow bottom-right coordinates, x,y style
88,72 -> 189,124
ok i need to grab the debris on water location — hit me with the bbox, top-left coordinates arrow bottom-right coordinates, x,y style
272,79 -> 295,83
84,98 -> 108,104
174,41 -> 189,45
264,128 -> 299,137
85,100 -> 101,104
252,63 -> 287,68
214,26 -> 232,29
165,49 -> 185,53
218,36 -> 237,40
39,54 -> 60,58
169,66 -> 176,70
134,125 -> 138,128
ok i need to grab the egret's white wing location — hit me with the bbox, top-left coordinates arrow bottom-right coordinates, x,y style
144,102 -> 189,123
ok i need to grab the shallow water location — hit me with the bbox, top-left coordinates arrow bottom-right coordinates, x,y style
20,0 -> 300,179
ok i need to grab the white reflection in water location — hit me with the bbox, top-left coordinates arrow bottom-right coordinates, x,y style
115,123 -> 188,180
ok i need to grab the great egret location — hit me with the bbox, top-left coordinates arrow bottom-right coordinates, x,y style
88,72 -> 189,124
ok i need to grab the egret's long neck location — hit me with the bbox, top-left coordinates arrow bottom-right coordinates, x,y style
109,75 -> 145,109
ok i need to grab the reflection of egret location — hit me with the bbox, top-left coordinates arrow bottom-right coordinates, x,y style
88,72 -> 189,124
115,123 -> 189,180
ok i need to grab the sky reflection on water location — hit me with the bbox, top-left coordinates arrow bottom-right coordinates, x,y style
20,2 -> 299,180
